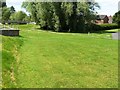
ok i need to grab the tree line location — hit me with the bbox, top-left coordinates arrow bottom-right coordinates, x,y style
1,0 -> 120,32
113,11 -> 120,26
22,0 -> 101,32
0,1 -> 31,24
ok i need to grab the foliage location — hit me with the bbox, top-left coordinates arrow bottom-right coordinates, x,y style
9,11 -> 29,24
1,3 -> 16,24
113,11 -> 120,25
10,11 -> 27,21
98,23 -> 120,31
23,15 -> 31,23
86,23 -> 120,32
10,6 -> 16,14
0,1 -> 7,8
22,2 -> 39,24
1,1 -> 29,24
1,7 -> 11,24
22,1 -> 100,32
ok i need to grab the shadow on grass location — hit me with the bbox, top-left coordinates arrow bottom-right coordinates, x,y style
96,31 -> 117,34
35,27 -> 119,34
2,35 -> 24,38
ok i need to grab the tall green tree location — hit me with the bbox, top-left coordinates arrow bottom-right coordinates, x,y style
22,2 -> 39,24
0,0 -> 16,24
0,1 -> 7,8
70,2 -> 78,32
10,11 -> 27,22
0,0 -> 7,22
2,7 -> 11,24
113,11 -> 120,25
10,6 -> 15,14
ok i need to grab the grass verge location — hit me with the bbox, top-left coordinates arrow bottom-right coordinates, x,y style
2,35 -> 23,88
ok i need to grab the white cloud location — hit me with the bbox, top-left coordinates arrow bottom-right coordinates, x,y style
96,0 -> 119,15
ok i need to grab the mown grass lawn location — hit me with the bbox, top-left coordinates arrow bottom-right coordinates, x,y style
1,24 -> 118,88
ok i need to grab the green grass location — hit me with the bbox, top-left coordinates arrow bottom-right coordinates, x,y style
106,29 -> 119,32
2,24 -> 118,88
101,29 -> 119,33
1,35 -> 23,88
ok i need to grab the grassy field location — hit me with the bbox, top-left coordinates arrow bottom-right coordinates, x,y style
1,24 -> 118,88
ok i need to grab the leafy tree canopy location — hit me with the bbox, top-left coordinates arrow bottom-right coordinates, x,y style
10,11 -> 27,21
113,10 -> 120,24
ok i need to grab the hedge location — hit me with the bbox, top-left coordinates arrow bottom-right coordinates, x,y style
85,23 -> 120,32
99,23 -> 119,30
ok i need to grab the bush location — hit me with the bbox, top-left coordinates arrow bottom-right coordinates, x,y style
85,23 -> 101,32
99,23 -> 119,30
85,23 -> 120,32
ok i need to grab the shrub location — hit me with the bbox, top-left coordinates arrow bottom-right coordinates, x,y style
85,23 -> 120,32
99,23 -> 119,30
85,23 -> 101,32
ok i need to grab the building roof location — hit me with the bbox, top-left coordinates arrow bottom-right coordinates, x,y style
96,15 -> 108,20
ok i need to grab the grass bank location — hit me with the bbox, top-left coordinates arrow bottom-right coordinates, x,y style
2,35 -> 23,88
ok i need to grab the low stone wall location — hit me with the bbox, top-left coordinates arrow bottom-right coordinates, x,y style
0,30 -> 20,36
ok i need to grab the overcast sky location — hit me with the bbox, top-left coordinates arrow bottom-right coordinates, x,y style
6,0 -> 120,16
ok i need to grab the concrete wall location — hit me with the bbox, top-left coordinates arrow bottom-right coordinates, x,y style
0,30 -> 19,36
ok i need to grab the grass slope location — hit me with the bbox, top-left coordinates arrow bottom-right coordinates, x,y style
1,35 -> 23,88
2,24 -> 118,88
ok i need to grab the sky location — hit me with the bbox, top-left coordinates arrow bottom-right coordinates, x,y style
6,0 -> 120,16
